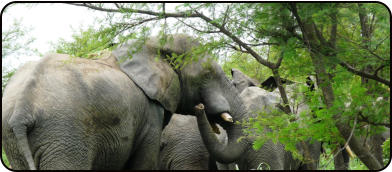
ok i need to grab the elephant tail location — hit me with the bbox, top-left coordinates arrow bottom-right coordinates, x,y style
8,109 -> 36,170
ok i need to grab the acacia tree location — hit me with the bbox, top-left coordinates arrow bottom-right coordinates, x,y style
2,18 -> 36,93
68,3 -> 390,170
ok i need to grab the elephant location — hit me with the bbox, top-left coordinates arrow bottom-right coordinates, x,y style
159,114 -> 229,170
159,68 -> 321,170
230,68 -> 322,170
2,34 -> 251,170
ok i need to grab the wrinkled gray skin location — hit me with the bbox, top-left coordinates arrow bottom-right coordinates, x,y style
2,35 -> 250,170
159,69 -> 320,170
159,114 -> 228,170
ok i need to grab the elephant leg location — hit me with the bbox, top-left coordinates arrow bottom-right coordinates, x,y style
125,102 -> 164,170
127,130 -> 161,169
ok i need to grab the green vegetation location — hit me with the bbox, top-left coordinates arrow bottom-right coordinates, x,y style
2,7 -> 37,93
2,149 -> 10,168
319,147 -> 368,170
2,3 -> 389,170
53,27 -> 121,59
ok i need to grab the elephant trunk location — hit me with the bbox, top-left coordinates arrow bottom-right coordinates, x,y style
194,104 -> 249,163
196,74 -> 251,163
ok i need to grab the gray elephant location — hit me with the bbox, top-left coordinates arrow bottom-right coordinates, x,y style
159,68 -> 320,170
2,34 -> 249,170
231,68 -> 321,170
159,114 -> 229,170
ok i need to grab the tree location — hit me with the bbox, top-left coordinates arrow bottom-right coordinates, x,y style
67,3 -> 390,169
2,14 -> 36,93
53,26 -> 122,58
2,10 -> 36,59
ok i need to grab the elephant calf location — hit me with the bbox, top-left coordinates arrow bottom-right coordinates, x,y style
159,114 -> 228,170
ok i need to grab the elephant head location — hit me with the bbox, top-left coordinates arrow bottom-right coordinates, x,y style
230,68 -> 258,93
231,68 -> 323,170
112,34 -> 251,163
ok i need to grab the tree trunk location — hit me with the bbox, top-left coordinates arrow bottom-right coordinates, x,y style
272,69 -> 292,114
334,146 -> 349,170
289,5 -> 384,168
309,49 -> 383,169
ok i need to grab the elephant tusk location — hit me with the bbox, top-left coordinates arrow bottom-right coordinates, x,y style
220,112 -> 233,123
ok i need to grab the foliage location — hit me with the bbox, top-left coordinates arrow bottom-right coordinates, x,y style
382,138 -> 390,165
2,7 -> 37,96
53,26 -> 124,58
2,149 -> 10,168
2,69 -> 16,94
222,51 -> 270,82
319,147 -> 368,170
2,18 -> 37,58
59,3 -> 390,169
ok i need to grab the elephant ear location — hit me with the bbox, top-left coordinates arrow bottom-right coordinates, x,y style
112,39 -> 181,113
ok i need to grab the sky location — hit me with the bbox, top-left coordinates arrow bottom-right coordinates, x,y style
1,3 -> 184,72
2,3 -> 109,71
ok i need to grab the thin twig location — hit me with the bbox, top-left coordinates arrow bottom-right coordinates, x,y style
374,64 -> 386,77
175,18 -> 220,33
114,3 -> 121,9
322,114 -> 358,169
373,36 -> 389,52
221,4 -> 231,28
337,33 -> 387,62
115,17 -> 160,28
225,43 -> 249,53
68,3 -> 202,18
194,10 -> 277,69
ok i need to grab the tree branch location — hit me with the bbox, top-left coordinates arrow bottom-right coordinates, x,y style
114,3 -> 121,9
221,4 -> 231,28
329,10 -> 338,49
68,3 -> 202,18
323,114 -> 358,169
68,3 -> 120,13
339,61 -> 390,87
115,17 -> 161,28
275,51 -> 284,68
272,68 -> 292,115
373,36 -> 389,52
358,112 -> 390,127
313,22 -> 328,46
70,3 -> 283,69
369,13 -> 376,37
246,42 -> 279,46
374,64 -> 386,77
175,18 -> 221,33
194,10 -> 278,69
225,43 -> 249,53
